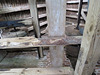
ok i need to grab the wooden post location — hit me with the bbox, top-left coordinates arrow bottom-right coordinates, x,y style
46,0 -> 66,67
28,0 -> 43,58
74,0 -> 100,75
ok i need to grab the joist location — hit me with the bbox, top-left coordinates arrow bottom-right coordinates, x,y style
0,36 -> 81,50
0,67 -> 74,75
0,4 -> 46,14
74,0 -> 100,75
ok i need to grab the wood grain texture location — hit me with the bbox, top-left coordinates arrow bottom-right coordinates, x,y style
46,0 -> 66,37
74,0 -> 100,75
46,0 -> 66,67
0,36 -> 81,50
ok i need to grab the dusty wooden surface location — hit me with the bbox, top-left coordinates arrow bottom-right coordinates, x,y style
0,36 -> 81,49
46,0 -> 67,67
74,0 -> 100,75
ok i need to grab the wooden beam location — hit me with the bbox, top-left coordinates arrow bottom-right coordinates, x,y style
0,4 -> 46,14
46,0 -> 66,67
74,0 -> 100,75
0,67 -> 74,75
66,8 -> 87,12
28,0 -> 43,58
0,36 -> 81,50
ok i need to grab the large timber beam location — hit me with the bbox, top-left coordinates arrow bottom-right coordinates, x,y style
46,0 -> 66,67
28,0 -> 43,58
74,0 -> 100,75
0,36 -> 81,50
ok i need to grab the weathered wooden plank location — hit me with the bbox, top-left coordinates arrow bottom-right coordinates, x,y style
0,36 -> 81,50
0,67 -> 74,75
46,0 -> 66,67
67,0 -> 88,4
74,0 -> 100,75
66,8 -> 87,12
0,4 -> 46,14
